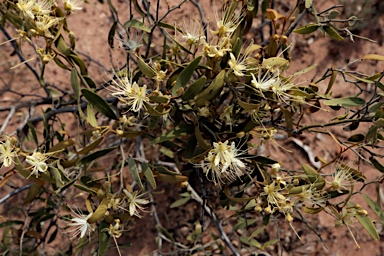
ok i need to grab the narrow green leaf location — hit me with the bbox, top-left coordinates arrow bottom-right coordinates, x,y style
369,156 -> 384,173
0,220 -> 24,228
108,21 -> 118,49
98,221 -> 110,256
323,97 -> 365,107
82,89 -> 118,120
172,56 -> 202,96
156,225 -> 174,243
196,70 -> 226,107
182,76 -> 207,101
87,105 -> 98,127
170,197 -> 190,208
74,183 -> 98,194
293,23 -> 320,34
355,213 -> 379,240
77,137 -> 103,154
88,198 -> 109,223
128,158 -> 143,189
347,134 -> 365,142
302,206 -> 324,214
137,58 -> 155,78
302,164 -> 324,183
142,162 -> 156,189
55,35 -> 71,56
362,193 -> 384,221
71,68 -> 80,100
78,146 -> 117,165
323,25 -> 344,41
151,125 -> 193,144
70,53 -> 88,75
123,19 -> 151,33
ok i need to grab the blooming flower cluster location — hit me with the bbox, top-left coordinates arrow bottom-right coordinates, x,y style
198,140 -> 246,186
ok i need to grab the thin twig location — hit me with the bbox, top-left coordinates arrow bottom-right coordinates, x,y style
0,184 -> 32,205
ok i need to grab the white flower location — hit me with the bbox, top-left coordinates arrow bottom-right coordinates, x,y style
261,181 -> 286,207
121,32 -> 143,53
17,0 -> 36,19
330,163 -> 355,193
34,15 -> 63,38
63,0 -> 83,14
65,206 -> 94,239
228,41 -> 256,76
203,36 -> 232,58
198,140 -> 246,185
32,0 -> 54,16
26,151 -> 49,178
180,17 -> 206,47
250,69 -> 279,97
211,2 -> 245,37
108,70 -> 149,112
123,189 -> 149,217
0,138 -> 17,167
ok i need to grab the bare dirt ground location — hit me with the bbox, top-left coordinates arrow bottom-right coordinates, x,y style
1,0 -> 384,255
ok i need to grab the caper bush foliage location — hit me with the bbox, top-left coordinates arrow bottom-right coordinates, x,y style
1,0 -> 384,254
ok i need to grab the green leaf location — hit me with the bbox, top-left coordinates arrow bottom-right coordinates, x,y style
123,19 -> 151,33
323,97 -> 365,107
151,125 -> 193,144
70,53 -> 88,75
240,236 -> 261,248
48,139 -> 75,153
87,105 -> 98,127
302,164 -> 324,184
137,58 -> 155,78
156,225 -> 174,243
250,226 -> 266,238
142,162 -> 156,189
88,198 -> 109,224
362,193 -> 384,221
355,213 -> 379,240
302,206 -> 324,214
347,134 -> 365,142
323,25 -> 344,41
293,23 -> 320,34
196,70 -> 226,107
98,221 -> 111,256
172,56 -> 202,96
0,220 -> 24,228
82,89 -> 118,120
328,10 -> 340,19
74,183 -> 98,194
144,102 -> 171,116
78,146 -> 117,165
369,156 -> 384,173
77,137 -> 103,154
170,197 -> 190,208
55,35 -> 71,56
108,21 -> 118,49
128,158 -> 143,189
182,76 -> 207,101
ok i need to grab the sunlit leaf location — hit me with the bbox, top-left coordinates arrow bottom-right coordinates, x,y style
293,24 -> 320,34
123,19 -> 151,33
324,97 -> 365,107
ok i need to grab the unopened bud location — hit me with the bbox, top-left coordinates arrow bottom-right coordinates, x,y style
280,35 -> 288,44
